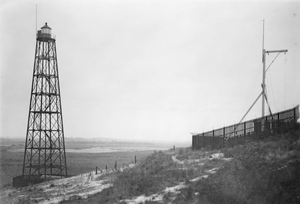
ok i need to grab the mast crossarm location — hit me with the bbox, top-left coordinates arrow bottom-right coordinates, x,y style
265,49 -> 288,54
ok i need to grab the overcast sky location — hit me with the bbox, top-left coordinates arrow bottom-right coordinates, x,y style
1,0 -> 299,142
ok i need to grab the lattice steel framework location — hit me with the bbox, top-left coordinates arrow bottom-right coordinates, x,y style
22,23 -> 68,179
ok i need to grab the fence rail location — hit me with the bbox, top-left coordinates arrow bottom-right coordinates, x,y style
192,105 -> 299,150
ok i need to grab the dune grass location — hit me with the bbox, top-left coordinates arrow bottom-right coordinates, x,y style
0,149 -> 153,189
190,128 -> 300,204
64,126 -> 300,204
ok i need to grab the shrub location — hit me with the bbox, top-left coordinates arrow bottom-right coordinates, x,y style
68,195 -> 82,201
113,152 -> 174,197
192,129 -> 300,204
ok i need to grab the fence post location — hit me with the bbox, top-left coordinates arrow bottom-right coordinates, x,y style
135,156 -> 137,164
278,112 -> 280,133
115,161 -> 117,170
294,106 -> 297,125
234,126 -> 236,146
106,165 -> 107,172
244,122 -> 246,144
212,130 -> 214,149
192,136 -> 194,150
96,166 -> 102,174
203,133 -> 205,148
265,116 -> 268,137
223,127 -> 225,147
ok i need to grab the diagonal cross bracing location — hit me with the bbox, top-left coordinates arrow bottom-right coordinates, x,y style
22,25 -> 68,180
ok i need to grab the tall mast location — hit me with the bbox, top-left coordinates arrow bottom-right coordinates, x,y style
261,21 -> 288,118
262,20 -> 266,117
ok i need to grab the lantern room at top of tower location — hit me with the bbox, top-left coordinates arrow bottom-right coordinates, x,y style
37,22 -> 55,41
41,22 -> 51,34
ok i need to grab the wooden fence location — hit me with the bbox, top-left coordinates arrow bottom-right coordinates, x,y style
95,155 -> 137,175
192,105 -> 299,150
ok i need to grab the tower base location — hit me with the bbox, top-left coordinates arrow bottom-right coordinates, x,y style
12,175 -> 70,188
13,175 -> 44,188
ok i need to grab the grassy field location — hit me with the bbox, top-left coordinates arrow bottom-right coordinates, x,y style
60,125 -> 300,204
2,126 -> 299,203
0,148 -> 154,189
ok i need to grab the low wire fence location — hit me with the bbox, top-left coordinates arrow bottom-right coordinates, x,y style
95,155 -> 138,175
192,105 -> 299,150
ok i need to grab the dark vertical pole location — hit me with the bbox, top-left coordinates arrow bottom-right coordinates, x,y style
244,122 -> 246,144
203,133 -> 205,148
294,107 -> 297,125
265,116 -> 267,137
234,126 -> 236,146
192,136 -> 194,150
278,112 -> 280,133
223,127 -> 225,147
135,156 -> 137,164
212,130 -> 214,149
194,136 -> 196,150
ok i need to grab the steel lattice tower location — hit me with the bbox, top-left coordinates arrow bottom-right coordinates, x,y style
22,23 -> 67,180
